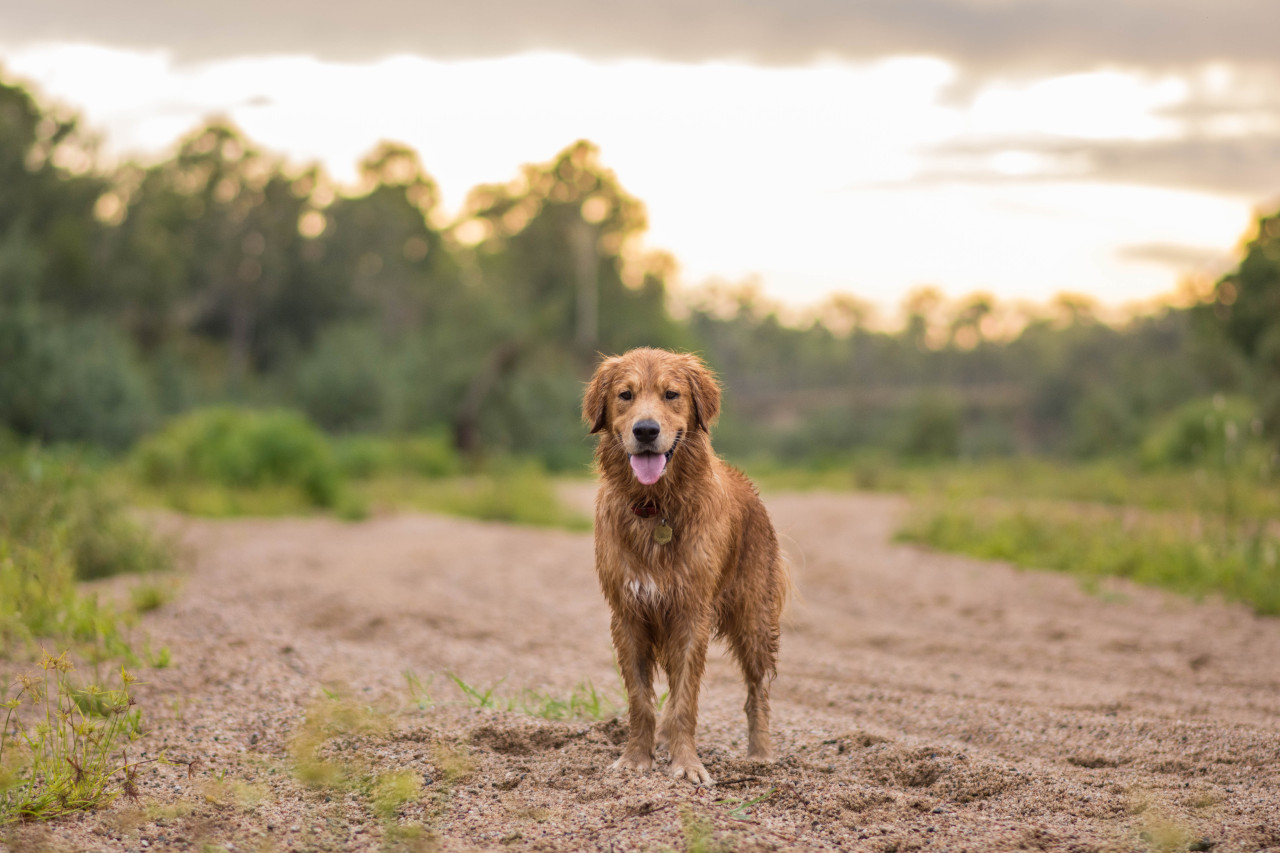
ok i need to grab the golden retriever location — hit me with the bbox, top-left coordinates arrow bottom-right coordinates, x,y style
583,347 -> 786,785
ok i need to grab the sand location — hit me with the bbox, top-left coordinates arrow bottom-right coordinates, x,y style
5,490 -> 1279,852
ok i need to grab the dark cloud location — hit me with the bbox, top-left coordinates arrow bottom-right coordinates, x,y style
882,134 -> 1280,198
3,0 -> 1279,71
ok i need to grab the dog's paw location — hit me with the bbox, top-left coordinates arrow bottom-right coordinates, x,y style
670,759 -> 713,786
746,745 -> 776,763
611,752 -> 654,773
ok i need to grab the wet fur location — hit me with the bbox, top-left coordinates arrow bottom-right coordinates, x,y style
583,348 -> 786,785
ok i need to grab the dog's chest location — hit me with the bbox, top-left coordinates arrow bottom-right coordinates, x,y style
617,550 -> 675,605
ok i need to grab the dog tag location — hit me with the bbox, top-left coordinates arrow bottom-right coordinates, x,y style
654,521 -> 673,545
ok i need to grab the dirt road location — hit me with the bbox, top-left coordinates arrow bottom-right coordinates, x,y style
14,491 -> 1280,852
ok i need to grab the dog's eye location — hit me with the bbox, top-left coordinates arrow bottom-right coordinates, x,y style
664,390 -> 679,400
619,390 -> 632,401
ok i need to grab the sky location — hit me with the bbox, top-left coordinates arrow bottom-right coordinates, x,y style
3,1 -> 1280,319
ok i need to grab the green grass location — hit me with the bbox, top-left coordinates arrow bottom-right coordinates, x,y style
751,456 -> 1280,521
1,449 -> 173,662
444,672 -> 621,721
898,498 -> 1280,615
1,652 -> 157,824
354,464 -> 592,531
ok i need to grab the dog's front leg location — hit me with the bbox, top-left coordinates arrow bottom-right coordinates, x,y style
661,614 -> 714,785
611,611 -> 657,772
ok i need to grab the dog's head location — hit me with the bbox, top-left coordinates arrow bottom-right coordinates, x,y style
583,348 -> 721,486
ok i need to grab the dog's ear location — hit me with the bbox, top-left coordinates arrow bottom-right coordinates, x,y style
683,355 -> 722,431
583,355 -> 622,434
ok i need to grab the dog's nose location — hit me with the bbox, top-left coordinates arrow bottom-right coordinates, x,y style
632,420 -> 661,444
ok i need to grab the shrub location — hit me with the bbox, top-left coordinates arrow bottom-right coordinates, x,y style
332,433 -> 463,479
1141,395 -> 1262,469
132,407 -> 343,507
0,304 -> 156,450
0,448 -> 168,659
899,394 -> 962,460
293,325 -> 389,433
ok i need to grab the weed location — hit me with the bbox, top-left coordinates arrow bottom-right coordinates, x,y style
404,670 -> 434,710
680,807 -> 734,853
130,579 -> 176,614
446,672 -> 622,721
722,787 -> 776,820
446,672 -> 505,709
384,821 -> 440,852
431,742 -> 473,784
1137,811 -> 1199,853
199,776 -> 268,811
288,687 -> 389,790
0,651 -> 159,823
371,769 -> 424,819
514,680 -> 621,721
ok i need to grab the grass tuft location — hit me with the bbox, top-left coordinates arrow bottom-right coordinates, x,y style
445,672 -> 621,721
371,769 -> 424,819
0,651 -> 158,824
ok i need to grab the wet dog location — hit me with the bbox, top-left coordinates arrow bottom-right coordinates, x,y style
583,348 -> 786,785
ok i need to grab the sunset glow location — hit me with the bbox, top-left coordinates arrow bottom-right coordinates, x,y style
2,42 -> 1268,314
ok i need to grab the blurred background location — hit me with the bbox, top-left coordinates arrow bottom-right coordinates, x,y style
1,1 -> 1279,613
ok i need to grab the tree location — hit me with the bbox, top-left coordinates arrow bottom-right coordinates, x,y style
0,78 -> 104,311
1208,207 -> 1280,437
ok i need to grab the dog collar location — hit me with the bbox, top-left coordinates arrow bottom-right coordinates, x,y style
631,501 -> 660,518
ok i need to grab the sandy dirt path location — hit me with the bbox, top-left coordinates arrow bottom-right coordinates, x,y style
11,491 -> 1280,852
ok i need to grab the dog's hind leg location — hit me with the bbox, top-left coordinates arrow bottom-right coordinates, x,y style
728,614 -> 780,762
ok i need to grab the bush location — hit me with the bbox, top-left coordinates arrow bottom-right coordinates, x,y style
1140,395 -> 1262,469
899,394 -> 961,460
332,433 -> 463,479
132,407 -> 343,508
294,326 -> 389,433
0,303 -> 156,450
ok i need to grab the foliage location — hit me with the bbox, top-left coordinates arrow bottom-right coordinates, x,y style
2,70 -> 1279,476
293,324 -> 390,433
0,303 -> 156,450
131,407 -> 344,509
898,393 -> 962,460
0,447 -> 171,660
899,499 -> 1280,615
0,652 -> 154,824
1140,395 -> 1264,468
332,433 -> 462,480
1,446 -> 171,582
355,462 -> 591,530
445,672 -> 621,721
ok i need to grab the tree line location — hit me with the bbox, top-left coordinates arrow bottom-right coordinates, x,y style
1,74 -> 1277,469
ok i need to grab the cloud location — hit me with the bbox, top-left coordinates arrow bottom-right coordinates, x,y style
899,134 -> 1280,197
1114,242 -> 1234,274
3,0 -> 1279,72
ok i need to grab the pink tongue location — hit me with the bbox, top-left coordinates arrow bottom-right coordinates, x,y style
629,453 -> 667,485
